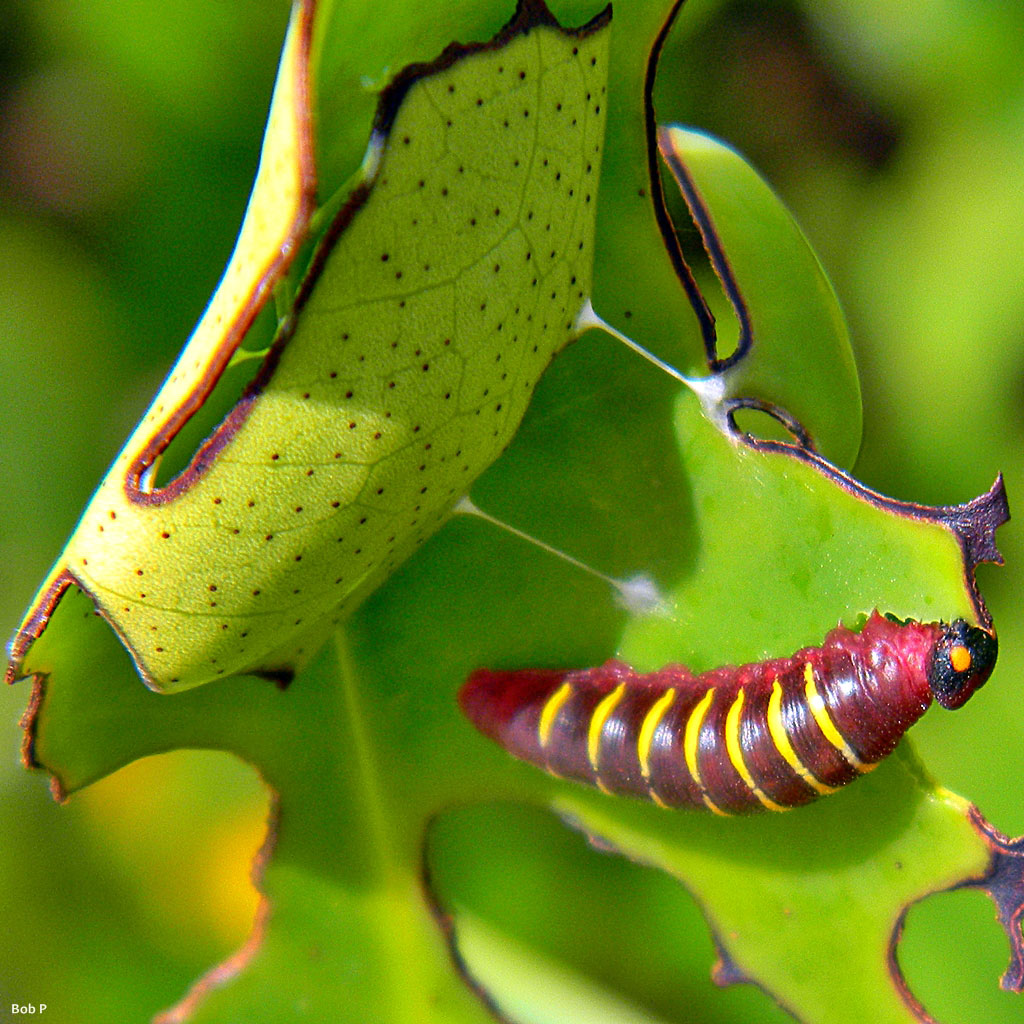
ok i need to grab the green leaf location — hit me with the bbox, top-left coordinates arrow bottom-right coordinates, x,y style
7,0 -> 610,694
7,1 -> 1021,1022
657,125 -> 862,469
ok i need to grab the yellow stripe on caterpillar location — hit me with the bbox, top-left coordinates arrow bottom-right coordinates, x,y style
683,690 -> 729,815
767,680 -> 837,795
803,663 -> 874,773
537,682 -> 573,749
637,687 -> 676,780
725,689 -> 789,812
587,683 -> 626,771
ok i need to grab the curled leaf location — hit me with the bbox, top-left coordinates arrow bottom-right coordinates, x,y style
7,0 -> 611,694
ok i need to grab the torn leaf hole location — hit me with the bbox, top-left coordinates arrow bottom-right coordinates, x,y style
79,749 -> 270,989
895,887 -> 1018,1019
151,302 -> 279,489
725,398 -> 814,451
658,161 -> 743,366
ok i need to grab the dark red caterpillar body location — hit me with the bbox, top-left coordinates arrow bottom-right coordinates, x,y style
460,613 -> 997,814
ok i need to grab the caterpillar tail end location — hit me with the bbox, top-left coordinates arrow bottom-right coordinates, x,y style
460,667 -> 568,747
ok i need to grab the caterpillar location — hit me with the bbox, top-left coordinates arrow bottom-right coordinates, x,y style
459,612 -> 997,814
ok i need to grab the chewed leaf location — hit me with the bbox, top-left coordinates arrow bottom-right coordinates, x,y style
7,0 -> 611,693
657,125 -> 862,469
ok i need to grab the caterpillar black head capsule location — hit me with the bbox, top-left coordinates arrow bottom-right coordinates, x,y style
927,619 -> 998,710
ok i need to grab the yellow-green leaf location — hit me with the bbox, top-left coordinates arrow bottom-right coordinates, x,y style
7,0 -> 611,693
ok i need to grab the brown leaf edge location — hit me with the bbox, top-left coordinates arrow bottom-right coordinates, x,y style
961,807 -> 1024,992
4,0 -> 615,698
152,796 -> 280,1024
647,16 -> 1021,1024
19,2 -> 617,1021
3,0 -> 320,689
652,126 -> 1010,630
422,830 -> 511,1024
422,0 -> 1014,1021
879,805 -> 1024,1024
490,803 -> 1024,1024
649,20 -> 1020,1021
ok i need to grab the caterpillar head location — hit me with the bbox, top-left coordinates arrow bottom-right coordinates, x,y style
928,620 -> 998,710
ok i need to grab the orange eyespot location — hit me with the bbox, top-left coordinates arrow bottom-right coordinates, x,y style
950,644 -> 972,673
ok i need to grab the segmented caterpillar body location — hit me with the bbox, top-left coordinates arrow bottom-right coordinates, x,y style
459,612 -> 997,814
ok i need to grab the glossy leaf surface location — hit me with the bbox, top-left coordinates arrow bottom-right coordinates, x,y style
5,1 -> 1020,1023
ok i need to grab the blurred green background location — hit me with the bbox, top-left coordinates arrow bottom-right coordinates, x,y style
1,1 -> 1022,1021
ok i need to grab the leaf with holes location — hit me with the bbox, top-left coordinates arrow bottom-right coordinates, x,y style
6,0 -> 610,694
7,1 -> 1024,1023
